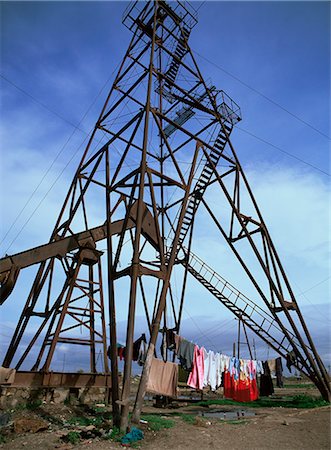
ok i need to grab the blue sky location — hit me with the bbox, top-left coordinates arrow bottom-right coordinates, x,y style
0,1 -> 330,371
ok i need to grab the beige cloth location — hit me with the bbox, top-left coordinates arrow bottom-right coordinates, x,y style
0,366 -> 16,384
146,357 -> 178,397
268,359 -> 276,375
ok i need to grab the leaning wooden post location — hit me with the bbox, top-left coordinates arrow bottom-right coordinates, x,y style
131,142 -> 201,424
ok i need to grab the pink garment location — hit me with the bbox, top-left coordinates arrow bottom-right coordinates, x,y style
187,345 -> 205,390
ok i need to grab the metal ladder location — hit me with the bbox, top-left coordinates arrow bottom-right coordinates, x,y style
183,248 -> 314,376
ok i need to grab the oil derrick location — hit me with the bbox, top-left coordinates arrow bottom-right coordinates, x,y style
0,0 -> 329,431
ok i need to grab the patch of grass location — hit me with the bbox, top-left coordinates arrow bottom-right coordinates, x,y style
14,399 -> 43,411
197,394 -> 328,409
66,415 -> 104,427
141,414 -> 175,431
0,434 -> 6,444
104,426 -> 125,442
180,414 -> 196,424
65,431 -> 81,445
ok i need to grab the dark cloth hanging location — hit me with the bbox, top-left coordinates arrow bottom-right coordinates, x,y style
286,350 -> 296,372
177,338 -> 195,371
166,329 -> 176,351
259,361 -> 274,397
276,357 -> 284,388
160,332 -> 167,361
133,334 -> 147,361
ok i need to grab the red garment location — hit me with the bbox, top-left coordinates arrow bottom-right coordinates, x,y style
224,370 -> 259,402
187,345 -> 205,390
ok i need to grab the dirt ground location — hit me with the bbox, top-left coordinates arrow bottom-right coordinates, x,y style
0,385 -> 330,450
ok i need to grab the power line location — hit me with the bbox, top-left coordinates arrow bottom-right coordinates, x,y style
236,125 -> 330,177
192,50 -> 331,141
0,64 -> 120,249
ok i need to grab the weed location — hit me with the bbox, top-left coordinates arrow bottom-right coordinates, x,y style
65,431 -> 81,445
67,415 -> 104,427
104,426 -> 124,441
141,414 -> 175,431
180,414 -> 196,424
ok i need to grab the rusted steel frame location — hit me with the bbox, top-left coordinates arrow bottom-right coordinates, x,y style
56,152 -> 104,237
138,276 -> 152,334
81,111 -> 142,172
113,173 -> 139,270
229,169 -> 239,240
54,313 -> 100,338
105,146 -> 120,426
120,4 -> 159,432
30,259 -> 79,371
45,258 -> 55,312
263,231 -> 330,395
261,231 -> 285,303
163,81 -> 203,117
0,217 -> 137,276
242,321 -> 253,360
111,35 -> 150,89
69,178 -> 78,218
164,118 -> 219,160
131,143 -> 200,424
112,168 -> 140,191
261,228 -> 276,308
154,110 -> 234,166
97,125 -> 145,158
146,170 -> 165,266
96,259 -> 109,375
110,112 -> 144,186
42,261 -> 83,371
164,166 -> 237,212
101,70 -> 148,123
79,176 -> 89,230
113,86 -> 147,111
168,284 -> 178,330
177,196 -> 197,333
147,166 -> 185,189
151,111 -> 186,186
200,198 -> 323,388
156,69 -> 217,118
152,279 -> 161,322
3,258 -> 53,367
186,41 -> 329,395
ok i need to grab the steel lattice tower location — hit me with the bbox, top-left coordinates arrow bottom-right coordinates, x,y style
0,0 -> 329,430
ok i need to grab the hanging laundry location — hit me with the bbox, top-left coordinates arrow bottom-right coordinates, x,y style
187,346 -> 205,390
275,357 -> 283,388
174,334 -> 181,353
286,350 -> 296,372
259,361 -> 274,397
107,343 -> 125,360
133,334 -> 147,361
177,338 -> 195,371
224,357 -> 259,402
166,329 -> 177,351
160,331 -> 167,361
267,358 -> 276,375
146,357 -> 178,397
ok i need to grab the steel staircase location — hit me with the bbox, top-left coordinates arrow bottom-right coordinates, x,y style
163,86 -> 215,137
164,27 -> 190,92
167,121 -> 233,255
182,249 -> 314,375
